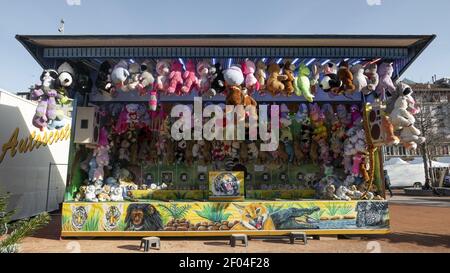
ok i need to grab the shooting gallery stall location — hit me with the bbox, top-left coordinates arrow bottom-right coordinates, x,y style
17,34 -> 434,237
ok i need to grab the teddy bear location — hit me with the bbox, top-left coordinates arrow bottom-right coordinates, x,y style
255,60 -> 267,94
127,62 -> 142,91
181,60 -> 199,93
95,61 -> 114,96
167,60 -> 184,94
207,63 -> 226,97
137,60 -> 155,96
111,60 -> 130,91
84,185 -> 98,202
351,64 -> 368,93
337,61 -> 355,94
110,187 -> 124,202
294,63 -> 315,102
242,59 -> 260,93
282,60 -> 295,96
155,59 -> 171,92
376,62 -> 396,99
389,88 -> 425,150
224,65 -> 245,105
266,63 -> 287,96
197,60 -> 211,95
309,104 -> 327,142
362,63 -> 379,95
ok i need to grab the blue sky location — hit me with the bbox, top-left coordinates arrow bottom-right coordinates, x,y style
0,0 -> 448,92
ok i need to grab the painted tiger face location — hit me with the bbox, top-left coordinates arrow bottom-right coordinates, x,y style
72,206 -> 88,230
104,206 -> 121,230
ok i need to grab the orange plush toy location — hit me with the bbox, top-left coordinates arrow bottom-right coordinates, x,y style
338,61 -> 356,95
266,63 -> 287,96
381,115 -> 400,145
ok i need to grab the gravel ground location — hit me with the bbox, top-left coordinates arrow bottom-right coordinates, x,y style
18,201 -> 450,253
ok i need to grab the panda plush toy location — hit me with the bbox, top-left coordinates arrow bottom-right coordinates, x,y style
319,73 -> 342,94
57,62 -> 75,89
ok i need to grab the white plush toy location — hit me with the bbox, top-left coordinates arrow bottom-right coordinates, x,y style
111,60 -> 130,91
110,187 -> 124,202
389,86 -> 425,150
350,64 -> 368,93
335,186 -> 351,201
85,185 -> 98,202
127,63 -> 141,91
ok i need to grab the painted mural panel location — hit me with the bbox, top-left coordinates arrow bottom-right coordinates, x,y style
62,200 -> 389,233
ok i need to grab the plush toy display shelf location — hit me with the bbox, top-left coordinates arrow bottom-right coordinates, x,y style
16,34 -> 435,238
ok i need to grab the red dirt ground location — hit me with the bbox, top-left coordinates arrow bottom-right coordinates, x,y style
18,204 -> 450,253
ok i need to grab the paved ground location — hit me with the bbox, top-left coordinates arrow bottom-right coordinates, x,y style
18,191 -> 450,253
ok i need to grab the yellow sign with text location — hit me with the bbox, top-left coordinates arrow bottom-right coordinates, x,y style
0,125 -> 71,164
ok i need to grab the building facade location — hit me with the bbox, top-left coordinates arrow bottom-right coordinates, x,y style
385,79 -> 450,158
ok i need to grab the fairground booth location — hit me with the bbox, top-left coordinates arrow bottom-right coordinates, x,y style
16,34 -> 434,237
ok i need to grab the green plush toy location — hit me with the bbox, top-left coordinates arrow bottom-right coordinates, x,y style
294,64 -> 315,102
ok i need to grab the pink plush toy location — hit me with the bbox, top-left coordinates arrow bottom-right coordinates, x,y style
376,62 -> 396,99
181,60 -> 199,93
155,60 -> 171,92
352,153 -> 363,176
242,60 -> 260,92
167,60 -> 184,94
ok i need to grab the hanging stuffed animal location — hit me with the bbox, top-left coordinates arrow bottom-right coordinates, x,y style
337,61 -> 356,95
111,60 -> 130,92
351,64 -> 368,93
155,59 -> 171,92
167,60 -> 184,94
255,60 -> 267,94
362,63 -> 379,95
376,62 -> 396,99
241,59 -> 259,93
349,104 -> 362,129
197,60 -> 212,95
56,62 -> 75,103
127,62 -> 141,91
95,61 -> 114,96
319,62 -> 342,95
181,60 -> 199,93
175,140 -> 187,164
294,63 -> 315,102
282,60 -> 295,96
389,85 -> 425,150
32,70 -> 60,131
208,63 -> 226,97
138,60 -> 155,96
224,65 -> 245,105
266,63 -> 287,96
309,63 -> 321,94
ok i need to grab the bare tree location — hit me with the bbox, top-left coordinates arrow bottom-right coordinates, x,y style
416,96 -> 447,189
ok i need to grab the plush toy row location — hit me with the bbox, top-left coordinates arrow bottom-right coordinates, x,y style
30,62 -> 93,131
94,59 -> 397,108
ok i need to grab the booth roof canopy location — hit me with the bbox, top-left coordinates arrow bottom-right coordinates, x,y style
16,34 -> 435,48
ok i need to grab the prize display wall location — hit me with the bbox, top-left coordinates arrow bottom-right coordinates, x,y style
17,34 -> 435,237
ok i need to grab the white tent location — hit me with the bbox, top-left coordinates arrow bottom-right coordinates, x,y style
408,157 -> 450,167
384,157 -> 409,166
